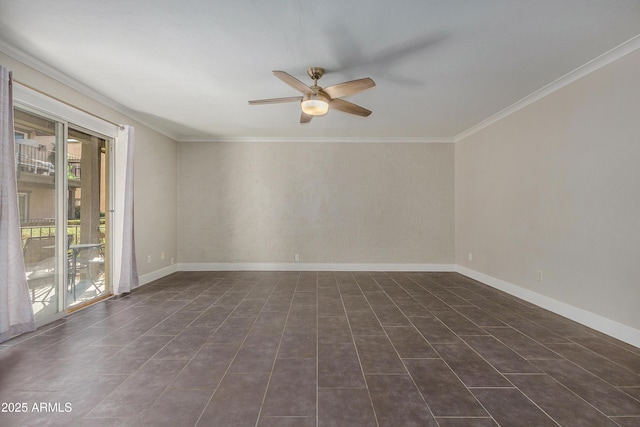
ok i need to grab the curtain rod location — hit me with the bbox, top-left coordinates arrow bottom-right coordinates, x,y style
12,78 -> 125,130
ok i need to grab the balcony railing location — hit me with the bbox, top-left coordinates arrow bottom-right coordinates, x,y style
16,141 -> 81,179
21,221 -> 106,249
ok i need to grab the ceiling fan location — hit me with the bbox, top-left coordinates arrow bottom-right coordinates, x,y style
249,67 -> 375,123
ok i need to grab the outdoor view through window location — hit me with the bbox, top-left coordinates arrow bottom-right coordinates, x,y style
15,108 -> 110,323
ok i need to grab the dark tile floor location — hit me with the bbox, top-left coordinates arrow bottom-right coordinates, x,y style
1,271 -> 640,426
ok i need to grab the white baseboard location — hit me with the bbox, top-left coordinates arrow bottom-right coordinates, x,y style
177,262 -> 456,272
138,264 -> 179,286
456,265 -> 640,348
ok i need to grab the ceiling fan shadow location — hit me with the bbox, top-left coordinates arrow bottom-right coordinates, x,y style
326,23 -> 447,85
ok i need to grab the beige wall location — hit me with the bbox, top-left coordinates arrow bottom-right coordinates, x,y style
178,141 -> 455,265
1,52 -> 179,279
130,124 -> 178,277
456,49 -> 640,330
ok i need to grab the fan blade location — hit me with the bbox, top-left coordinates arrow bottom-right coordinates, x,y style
330,98 -> 371,117
300,111 -> 313,123
249,96 -> 302,105
273,70 -> 315,94
323,77 -> 375,99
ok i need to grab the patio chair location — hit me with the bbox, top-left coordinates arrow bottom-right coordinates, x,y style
69,242 -> 105,301
23,235 -> 57,303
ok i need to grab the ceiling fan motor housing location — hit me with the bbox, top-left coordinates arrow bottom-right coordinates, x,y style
307,67 -> 325,81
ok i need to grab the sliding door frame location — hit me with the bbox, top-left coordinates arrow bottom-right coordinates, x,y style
14,83 -> 119,327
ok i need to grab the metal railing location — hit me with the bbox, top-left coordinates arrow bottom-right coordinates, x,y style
16,142 -> 81,179
16,142 -> 54,175
21,223 -> 106,248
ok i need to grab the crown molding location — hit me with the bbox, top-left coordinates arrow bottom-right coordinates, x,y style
4,33 -> 639,145
454,34 -> 640,142
0,40 -> 181,141
177,136 -> 455,143
0,40 -> 118,110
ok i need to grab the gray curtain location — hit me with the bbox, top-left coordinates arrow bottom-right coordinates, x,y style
0,66 -> 35,342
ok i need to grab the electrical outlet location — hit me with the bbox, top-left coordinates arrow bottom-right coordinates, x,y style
171,257 -> 175,265
161,251 -> 165,260
147,255 -> 152,264
468,253 -> 473,261
294,254 -> 300,262
537,270 -> 543,282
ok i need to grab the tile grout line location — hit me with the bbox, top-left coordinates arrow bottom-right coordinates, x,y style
315,271 -> 319,427
90,273 -> 229,425
435,274 -> 639,425
401,272 -> 503,427
188,273 -> 270,426
369,271 -> 442,425
252,272 -> 298,427
341,271 -> 381,427
196,274 -> 273,426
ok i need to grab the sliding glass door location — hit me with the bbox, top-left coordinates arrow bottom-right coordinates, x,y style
15,108 -> 63,322
66,126 -> 110,309
15,107 -> 111,324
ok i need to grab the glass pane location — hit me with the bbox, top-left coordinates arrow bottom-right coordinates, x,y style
15,109 -> 61,321
67,127 -> 109,307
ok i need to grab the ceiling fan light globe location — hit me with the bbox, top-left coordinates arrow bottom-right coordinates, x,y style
301,93 -> 329,116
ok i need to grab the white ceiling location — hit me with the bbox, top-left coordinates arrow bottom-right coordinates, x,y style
1,0 -> 639,142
